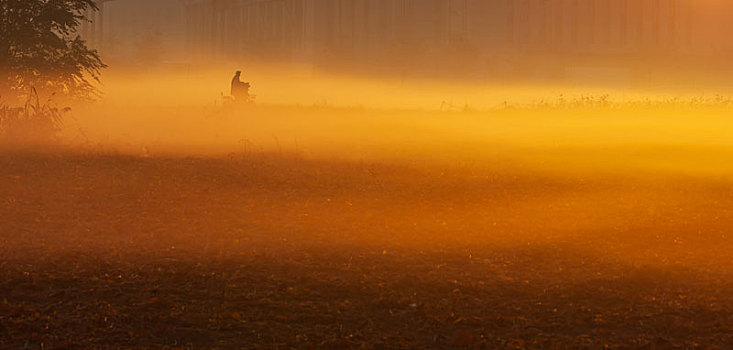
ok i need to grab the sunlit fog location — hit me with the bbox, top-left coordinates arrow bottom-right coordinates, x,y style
2,1 -> 733,348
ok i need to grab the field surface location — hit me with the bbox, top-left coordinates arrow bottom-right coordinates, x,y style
1,151 -> 732,349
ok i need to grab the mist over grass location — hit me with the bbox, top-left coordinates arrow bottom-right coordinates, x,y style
57,67 -> 733,178
3,67 -> 733,348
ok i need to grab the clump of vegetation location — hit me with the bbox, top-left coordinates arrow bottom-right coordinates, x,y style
1,0 -> 104,145
0,88 -> 68,144
0,0 -> 105,101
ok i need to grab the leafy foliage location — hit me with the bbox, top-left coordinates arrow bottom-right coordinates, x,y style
0,0 -> 105,100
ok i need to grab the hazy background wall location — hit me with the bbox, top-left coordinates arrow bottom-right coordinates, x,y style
81,0 -> 733,83
81,0 -> 187,65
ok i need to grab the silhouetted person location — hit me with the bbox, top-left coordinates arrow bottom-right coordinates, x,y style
230,70 -> 250,102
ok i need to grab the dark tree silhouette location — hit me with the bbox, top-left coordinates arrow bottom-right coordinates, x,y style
0,0 -> 106,100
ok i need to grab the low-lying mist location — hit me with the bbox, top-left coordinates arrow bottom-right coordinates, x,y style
63,65 -> 733,177
3,65 -> 733,348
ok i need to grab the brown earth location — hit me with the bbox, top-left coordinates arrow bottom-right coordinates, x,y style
0,152 -> 731,349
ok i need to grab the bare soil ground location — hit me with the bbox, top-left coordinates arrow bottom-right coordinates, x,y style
1,152 -> 732,349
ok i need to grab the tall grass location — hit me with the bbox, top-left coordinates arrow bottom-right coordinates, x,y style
513,94 -> 733,111
0,88 -> 68,145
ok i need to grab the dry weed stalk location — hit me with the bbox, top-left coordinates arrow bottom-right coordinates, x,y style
0,88 -> 68,144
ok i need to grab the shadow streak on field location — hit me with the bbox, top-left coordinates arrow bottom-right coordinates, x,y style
0,152 -> 732,349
